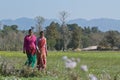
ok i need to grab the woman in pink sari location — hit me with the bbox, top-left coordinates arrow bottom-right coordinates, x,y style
37,31 -> 47,70
23,29 -> 37,68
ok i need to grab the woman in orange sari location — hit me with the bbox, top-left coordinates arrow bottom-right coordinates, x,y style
37,31 -> 47,70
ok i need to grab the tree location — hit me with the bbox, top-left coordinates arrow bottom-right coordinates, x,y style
11,25 -> 18,32
59,11 -> 69,51
46,22 -> 60,50
99,31 -> 119,50
91,27 -> 100,33
83,26 -> 91,34
105,31 -> 119,48
0,25 -> 24,51
81,26 -> 102,48
68,24 -> 81,49
35,16 -> 45,36
81,36 -> 91,48
89,32 -> 104,45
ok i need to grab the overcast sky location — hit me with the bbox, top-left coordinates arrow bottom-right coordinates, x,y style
0,0 -> 120,20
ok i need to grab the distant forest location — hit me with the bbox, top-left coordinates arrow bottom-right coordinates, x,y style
0,21 -> 120,51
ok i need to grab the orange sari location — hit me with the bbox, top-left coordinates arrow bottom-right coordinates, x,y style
37,37 -> 47,70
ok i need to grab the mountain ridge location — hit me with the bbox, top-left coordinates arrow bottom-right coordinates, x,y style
1,17 -> 120,32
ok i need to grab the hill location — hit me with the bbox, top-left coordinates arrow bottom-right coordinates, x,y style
68,18 -> 120,32
0,17 -> 59,30
1,17 -> 120,32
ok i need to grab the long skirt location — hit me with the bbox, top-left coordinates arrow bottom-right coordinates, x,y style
25,53 -> 36,68
37,49 -> 46,70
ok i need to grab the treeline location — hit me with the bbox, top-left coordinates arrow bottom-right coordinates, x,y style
0,25 -> 25,51
0,22 -> 120,51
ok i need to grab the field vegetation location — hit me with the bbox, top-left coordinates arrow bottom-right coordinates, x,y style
0,51 -> 120,80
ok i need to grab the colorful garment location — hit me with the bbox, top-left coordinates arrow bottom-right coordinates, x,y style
23,35 -> 37,68
37,37 -> 47,70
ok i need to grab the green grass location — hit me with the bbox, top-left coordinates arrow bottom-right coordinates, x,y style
0,51 -> 120,80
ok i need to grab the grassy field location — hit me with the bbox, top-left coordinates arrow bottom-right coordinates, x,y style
0,51 -> 120,80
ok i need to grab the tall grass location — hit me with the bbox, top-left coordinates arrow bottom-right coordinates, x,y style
0,51 -> 120,80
